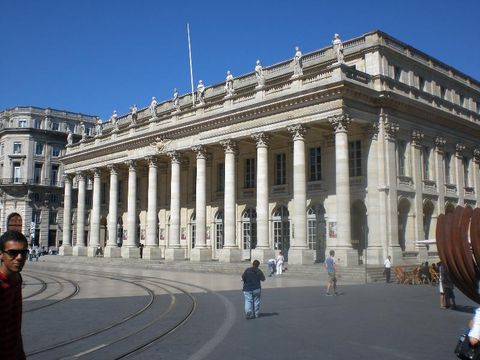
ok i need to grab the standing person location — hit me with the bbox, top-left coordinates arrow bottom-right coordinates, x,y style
0,230 -> 28,359
241,260 -> 266,320
384,256 -> 392,283
267,258 -> 276,277
325,250 -> 338,296
276,251 -> 284,275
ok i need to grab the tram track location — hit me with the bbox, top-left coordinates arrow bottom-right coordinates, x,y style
22,273 -> 48,300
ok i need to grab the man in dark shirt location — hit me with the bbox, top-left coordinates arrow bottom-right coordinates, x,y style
241,260 -> 265,320
0,230 -> 28,360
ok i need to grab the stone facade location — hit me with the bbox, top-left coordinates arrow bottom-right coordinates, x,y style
0,107 -> 97,249
60,31 -> 480,266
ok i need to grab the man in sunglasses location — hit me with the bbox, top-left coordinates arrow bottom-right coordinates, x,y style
0,230 -> 28,360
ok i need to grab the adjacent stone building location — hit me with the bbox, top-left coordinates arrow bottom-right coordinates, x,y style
60,30 -> 480,266
0,107 -> 97,248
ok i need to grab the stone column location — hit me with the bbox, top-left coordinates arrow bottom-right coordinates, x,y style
165,151 -> 184,260
219,140 -> 241,262
434,137 -> 447,214
144,156 -> 161,260
88,168 -> 101,257
59,174 -> 73,256
287,124 -> 314,264
365,122 -> 383,265
456,143 -> 466,206
251,132 -> 275,262
383,114 -> 402,262
122,160 -> 140,258
73,172 -> 87,256
328,114 -> 358,266
411,129 -> 425,249
190,145 -> 210,261
474,149 -> 480,206
105,164 -> 121,258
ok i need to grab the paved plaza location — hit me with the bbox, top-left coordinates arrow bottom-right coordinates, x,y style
22,257 -> 474,360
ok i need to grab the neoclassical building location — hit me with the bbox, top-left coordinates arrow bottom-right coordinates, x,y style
0,107 -> 97,247
60,30 -> 480,266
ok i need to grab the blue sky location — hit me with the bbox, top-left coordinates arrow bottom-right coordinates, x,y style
1,0 -> 479,120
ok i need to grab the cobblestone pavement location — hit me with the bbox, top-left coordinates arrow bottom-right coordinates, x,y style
22,258 -> 474,360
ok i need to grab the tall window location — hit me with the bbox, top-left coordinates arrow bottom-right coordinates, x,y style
13,162 -> 21,183
32,210 -> 41,223
34,163 -> 42,184
309,147 -> 322,181
49,210 -> 58,225
419,76 -> 425,92
190,213 -> 196,248
463,157 -> 470,187
35,142 -> 44,156
18,120 -> 27,128
423,147 -> 430,180
242,208 -> 257,250
307,208 -> 317,250
118,180 -> 123,202
244,158 -> 255,188
52,122 -> 59,131
68,123 -> 75,133
348,140 -> 362,177
440,85 -> 446,99
397,140 -> 407,176
13,142 -> 22,154
51,165 -> 59,186
459,94 -> 465,107
34,119 -> 41,129
444,152 -> 452,184
273,206 -> 290,250
275,153 -> 286,185
215,211 -> 224,249
217,163 -> 224,192
394,66 -> 402,82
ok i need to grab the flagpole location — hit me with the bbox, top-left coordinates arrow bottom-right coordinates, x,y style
187,23 -> 195,107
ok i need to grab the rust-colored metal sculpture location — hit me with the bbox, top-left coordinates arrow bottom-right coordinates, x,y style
436,206 -> 480,304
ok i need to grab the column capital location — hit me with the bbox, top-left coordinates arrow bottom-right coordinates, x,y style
252,132 -> 270,148
192,145 -> 207,159
473,148 -> 480,162
456,143 -> 466,156
63,173 -> 74,183
328,114 -> 351,133
287,124 -> 306,141
75,171 -> 85,180
167,151 -> 181,164
125,160 -> 136,171
92,168 -> 102,178
434,136 -> 447,151
384,120 -> 399,141
146,156 -> 158,167
107,164 -> 118,175
220,139 -> 237,153
367,121 -> 379,140
411,129 -> 424,147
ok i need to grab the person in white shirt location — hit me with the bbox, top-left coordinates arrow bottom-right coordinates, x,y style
384,256 -> 392,283
276,251 -> 284,275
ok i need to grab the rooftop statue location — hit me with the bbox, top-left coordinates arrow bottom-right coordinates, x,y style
95,117 -> 102,136
67,129 -> 73,145
173,88 -> 180,111
332,33 -> 344,64
80,121 -> 86,140
197,80 -> 205,105
255,59 -> 265,87
292,46 -> 303,77
130,104 -> 138,124
150,97 -> 158,118
225,71 -> 234,97
110,110 -> 119,130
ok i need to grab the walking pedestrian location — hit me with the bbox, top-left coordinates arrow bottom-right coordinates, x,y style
0,230 -> 28,359
276,251 -> 284,275
325,250 -> 338,296
241,260 -> 266,320
267,258 -> 276,277
384,256 -> 392,283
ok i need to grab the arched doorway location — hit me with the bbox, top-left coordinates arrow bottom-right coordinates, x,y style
351,200 -> 367,258
214,210 -> 224,250
445,202 -> 455,214
272,206 -> 290,260
423,200 -> 435,239
7,213 -> 22,232
307,205 -> 326,262
398,198 -> 411,251
242,208 -> 257,260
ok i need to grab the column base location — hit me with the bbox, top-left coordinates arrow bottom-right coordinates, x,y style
190,247 -> 211,262
121,246 -> 140,259
389,246 -> 404,265
287,249 -> 315,265
59,245 -> 73,256
250,248 -> 276,264
332,247 -> 359,267
72,246 -> 87,257
104,246 -> 121,258
218,248 -> 242,263
164,248 -> 185,261
87,246 -> 101,257
143,247 -> 162,260
365,247 -> 384,266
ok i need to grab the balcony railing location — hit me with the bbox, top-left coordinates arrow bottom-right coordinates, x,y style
0,178 -> 64,187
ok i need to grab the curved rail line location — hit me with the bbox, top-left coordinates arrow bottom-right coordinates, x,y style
26,269 -> 157,358
23,272 -> 80,313
22,273 -> 48,300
